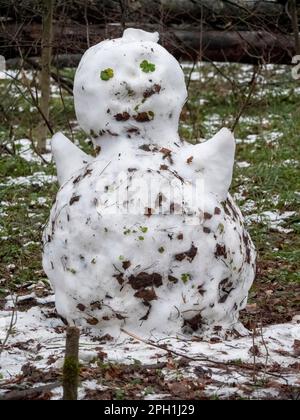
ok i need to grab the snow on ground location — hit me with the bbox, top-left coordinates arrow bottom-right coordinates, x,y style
236,131 -> 282,145
0,209 -> 8,218
203,114 -> 222,129
181,62 -> 292,86
231,185 -> 296,234
14,139 -> 52,163
237,161 -> 251,169
0,288 -> 299,400
282,159 -> 299,167
245,211 -> 296,234
240,200 -> 257,214
0,172 -> 57,188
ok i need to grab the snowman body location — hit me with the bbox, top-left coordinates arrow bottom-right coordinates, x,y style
43,29 -> 256,337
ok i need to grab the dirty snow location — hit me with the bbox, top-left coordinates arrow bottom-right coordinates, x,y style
0,293 -> 299,400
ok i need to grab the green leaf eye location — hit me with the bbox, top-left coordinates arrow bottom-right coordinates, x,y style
140,60 -> 156,73
101,68 -> 114,81
181,273 -> 191,284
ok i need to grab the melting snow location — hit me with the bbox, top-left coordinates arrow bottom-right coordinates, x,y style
282,159 -> 299,166
0,296 -> 299,400
0,172 -> 57,187
245,211 -> 296,233
236,134 -> 258,144
14,139 -> 52,163
237,161 -> 251,169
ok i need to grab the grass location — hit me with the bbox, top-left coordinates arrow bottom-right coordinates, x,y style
0,62 -> 299,324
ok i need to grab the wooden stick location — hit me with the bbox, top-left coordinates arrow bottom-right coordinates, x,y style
0,382 -> 60,401
63,326 -> 80,401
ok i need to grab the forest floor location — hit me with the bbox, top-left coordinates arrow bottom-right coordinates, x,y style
0,62 -> 299,400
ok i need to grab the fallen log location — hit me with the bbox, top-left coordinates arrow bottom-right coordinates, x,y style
166,29 -> 295,64
0,382 -> 61,401
0,0 -> 296,32
1,23 -> 295,65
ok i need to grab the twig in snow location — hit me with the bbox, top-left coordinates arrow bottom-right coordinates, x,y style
120,328 -> 293,382
259,323 -> 271,382
252,324 -> 257,382
121,328 -> 238,366
0,295 -> 17,357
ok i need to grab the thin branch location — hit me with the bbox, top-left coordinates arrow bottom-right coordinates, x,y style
7,71 -> 54,136
0,296 -> 17,357
121,327 -> 229,365
25,58 -> 74,95
29,137 -> 50,164
231,64 -> 260,132
121,328 -> 293,382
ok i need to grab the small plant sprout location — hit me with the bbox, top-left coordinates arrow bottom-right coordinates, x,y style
181,273 -> 191,284
100,68 -> 114,81
140,60 -> 156,73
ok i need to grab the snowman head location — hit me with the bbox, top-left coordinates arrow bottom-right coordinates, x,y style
74,28 -> 187,142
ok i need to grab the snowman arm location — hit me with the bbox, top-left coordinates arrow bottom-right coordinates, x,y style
52,132 -> 93,186
191,128 -> 236,201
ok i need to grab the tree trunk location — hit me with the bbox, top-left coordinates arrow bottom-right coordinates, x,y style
63,326 -> 80,401
289,0 -> 300,55
36,0 -> 54,153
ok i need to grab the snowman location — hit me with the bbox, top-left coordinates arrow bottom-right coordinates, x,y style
43,29 -> 256,338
